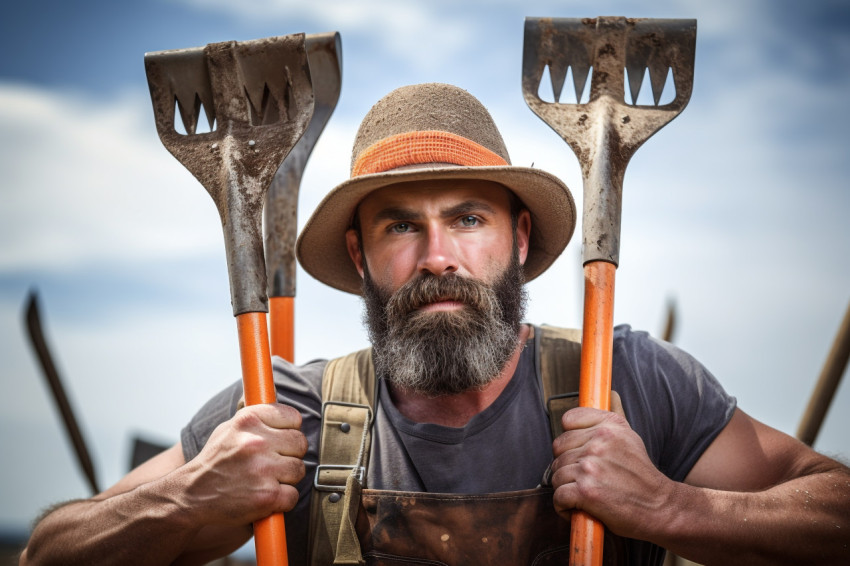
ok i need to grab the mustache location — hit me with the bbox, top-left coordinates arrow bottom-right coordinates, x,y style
384,273 -> 501,320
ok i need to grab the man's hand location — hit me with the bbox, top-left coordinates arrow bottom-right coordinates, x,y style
549,392 -> 672,540
180,402 -> 308,528
21,402 -> 308,566
550,396 -> 850,565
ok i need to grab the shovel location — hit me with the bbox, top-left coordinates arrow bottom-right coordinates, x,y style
523,17 -> 696,566
797,300 -> 850,446
145,34 -> 315,566
265,32 -> 342,362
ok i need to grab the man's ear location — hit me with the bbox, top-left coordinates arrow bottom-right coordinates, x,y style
516,209 -> 532,266
345,229 -> 365,278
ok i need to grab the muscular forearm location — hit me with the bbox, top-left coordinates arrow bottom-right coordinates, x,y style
21,475 -> 203,566
20,407 -> 305,566
657,466 -> 850,566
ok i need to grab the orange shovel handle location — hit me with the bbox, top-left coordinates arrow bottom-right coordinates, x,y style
570,261 -> 616,566
237,312 -> 289,566
269,297 -> 295,362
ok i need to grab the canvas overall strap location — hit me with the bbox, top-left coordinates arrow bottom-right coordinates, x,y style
532,325 -> 582,436
309,348 -> 376,565
309,325 -> 582,565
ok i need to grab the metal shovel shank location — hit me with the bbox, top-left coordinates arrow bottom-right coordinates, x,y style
523,16 -> 696,566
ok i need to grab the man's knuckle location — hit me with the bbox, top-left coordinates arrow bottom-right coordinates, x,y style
282,457 -> 306,483
582,439 -> 603,459
254,485 -> 281,511
286,406 -> 303,428
607,411 -> 627,427
579,482 -> 602,505
232,409 -> 261,430
296,432 -> 309,457
281,485 -> 300,511
552,435 -> 566,455
553,486 -> 573,512
579,457 -> 598,477
274,402 -> 299,422
590,429 -> 607,447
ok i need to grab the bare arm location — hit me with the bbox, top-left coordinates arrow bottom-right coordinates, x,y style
20,403 -> 307,566
665,409 -> 850,565
551,405 -> 850,565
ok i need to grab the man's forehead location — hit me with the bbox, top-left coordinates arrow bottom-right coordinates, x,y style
358,179 -> 514,212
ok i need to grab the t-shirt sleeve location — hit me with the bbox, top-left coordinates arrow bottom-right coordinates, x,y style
180,357 -> 327,462
612,325 -> 737,483
180,379 -> 243,461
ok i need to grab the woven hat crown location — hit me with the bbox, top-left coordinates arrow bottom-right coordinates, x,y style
350,83 -> 512,174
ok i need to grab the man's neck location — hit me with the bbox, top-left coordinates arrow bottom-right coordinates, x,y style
387,324 -> 531,427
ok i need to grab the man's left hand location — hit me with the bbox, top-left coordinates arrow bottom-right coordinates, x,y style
550,391 -> 673,540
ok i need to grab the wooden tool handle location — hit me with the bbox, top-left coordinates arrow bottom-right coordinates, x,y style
797,300 -> 850,446
269,296 -> 295,362
570,261 -> 616,566
237,312 -> 289,566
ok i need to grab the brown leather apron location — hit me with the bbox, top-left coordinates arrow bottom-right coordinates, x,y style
354,487 -> 626,566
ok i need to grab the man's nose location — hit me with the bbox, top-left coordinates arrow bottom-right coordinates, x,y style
417,227 -> 458,276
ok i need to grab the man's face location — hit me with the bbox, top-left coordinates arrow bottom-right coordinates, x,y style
345,179 -> 530,294
345,180 -> 532,396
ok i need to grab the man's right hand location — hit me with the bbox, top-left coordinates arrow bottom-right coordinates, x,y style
181,402 -> 308,527
20,401 -> 307,566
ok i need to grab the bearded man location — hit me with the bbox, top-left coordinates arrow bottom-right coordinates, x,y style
21,84 -> 850,566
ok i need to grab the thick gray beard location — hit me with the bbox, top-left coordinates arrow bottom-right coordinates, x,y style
362,252 -> 527,397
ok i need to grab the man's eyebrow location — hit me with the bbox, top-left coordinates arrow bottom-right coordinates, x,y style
369,200 -> 497,226
371,206 -> 422,225
440,200 -> 497,218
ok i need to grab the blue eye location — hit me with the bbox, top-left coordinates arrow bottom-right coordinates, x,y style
460,216 -> 478,227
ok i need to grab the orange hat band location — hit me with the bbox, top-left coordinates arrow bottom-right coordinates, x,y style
351,130 -> 508,177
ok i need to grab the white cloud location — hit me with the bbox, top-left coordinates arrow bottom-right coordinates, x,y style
0,83 -> 223,272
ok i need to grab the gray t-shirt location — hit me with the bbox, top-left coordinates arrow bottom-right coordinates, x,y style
182,325 -> 736,565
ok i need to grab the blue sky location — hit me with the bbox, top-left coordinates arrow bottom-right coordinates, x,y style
2,0 -> 849,537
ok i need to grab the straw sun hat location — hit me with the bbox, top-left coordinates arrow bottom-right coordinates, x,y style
296,83 -> 576,295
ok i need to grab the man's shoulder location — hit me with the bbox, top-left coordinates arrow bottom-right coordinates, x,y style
532,322 -> 678,372
272,356 -> 329,374
610,323 -> 708,373
271,356 -> 329,401
612,323 -> 650,344
271,350 -> 374,407
611,323 -> 681,359
530,322 -> 649,346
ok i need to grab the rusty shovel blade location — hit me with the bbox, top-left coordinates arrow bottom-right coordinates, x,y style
523,17 -> 696,265
265,32 -> 342,301
144,34 -> 315,315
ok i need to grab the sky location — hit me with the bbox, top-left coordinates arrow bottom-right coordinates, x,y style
1,0 -> 849,541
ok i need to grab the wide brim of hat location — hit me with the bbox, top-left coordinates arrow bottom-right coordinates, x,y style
296,164 -> 576,295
